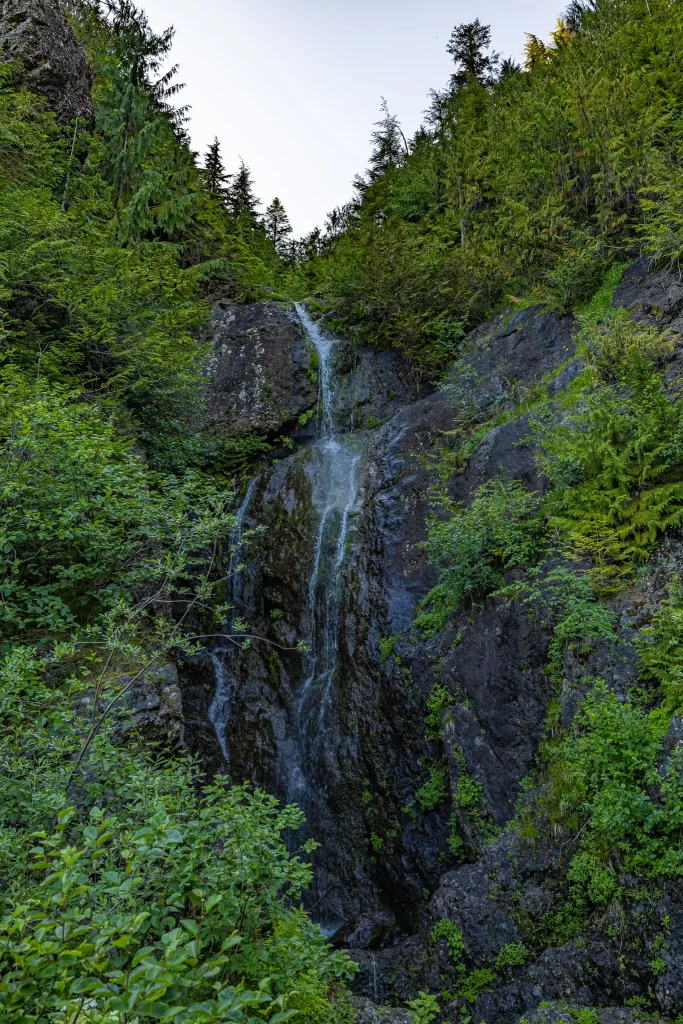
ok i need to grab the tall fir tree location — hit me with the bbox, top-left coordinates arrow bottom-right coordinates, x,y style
204,136 -> 229,200
447,19 -> 499,88
228,159 -> 260,220
264,197 -> 293,253
367,98 -> 407,183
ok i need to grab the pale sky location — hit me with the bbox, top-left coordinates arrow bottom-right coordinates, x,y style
139,0 -> 560,237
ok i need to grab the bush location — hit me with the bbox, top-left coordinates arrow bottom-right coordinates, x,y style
496,942 -> 528,968
432,919 -> 465,969
636,573 -> 683,715
416,764 -> 449,811
537,313 -> 683,590
0,378 -> 234,643
416,478 -> 544,636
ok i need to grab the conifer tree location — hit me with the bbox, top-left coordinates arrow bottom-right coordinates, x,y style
264,196 -> 293,252
367,98 -> 407,183
447,19 -> 499,88
204,136 -> 229,200
228,159 -> 260,220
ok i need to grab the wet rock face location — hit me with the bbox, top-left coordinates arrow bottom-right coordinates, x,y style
180,303 -> 578,934
203,301 -> 318,440
111,664 -> 184,752
180,279 -> 683,1020
0,0 -> 94,126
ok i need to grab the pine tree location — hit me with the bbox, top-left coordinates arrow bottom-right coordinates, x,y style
87,0 -> 196,241
367,98 -> 407,183
204,137 -> 229,200
264,197 -> 293,252
228,159 -> 260,220
447,20 -> 499,88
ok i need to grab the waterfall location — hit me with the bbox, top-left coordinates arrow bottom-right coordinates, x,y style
293,303 -> 362,735
208,476 -> 259,765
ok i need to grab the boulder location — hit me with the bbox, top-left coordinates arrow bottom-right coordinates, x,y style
0,0 -> 94,125
203,301 -> 317,440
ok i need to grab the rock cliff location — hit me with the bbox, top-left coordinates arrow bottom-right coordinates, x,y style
176,266 -> 683,1021
0,0 -> 94,125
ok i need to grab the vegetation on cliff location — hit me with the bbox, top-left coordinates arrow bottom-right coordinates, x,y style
0,1 -> 354,1020
6,0 -> 683,1017
304,0 -> 683,375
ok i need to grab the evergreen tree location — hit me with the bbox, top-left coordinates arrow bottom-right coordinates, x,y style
447,19 -> 499,88
204,136 -> 229,200
79,0 -> 196,241
228,159 -> 260,220
367,98 -> 407,183
264,196 -> 293,252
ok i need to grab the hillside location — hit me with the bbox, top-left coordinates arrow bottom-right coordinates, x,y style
3,2 -> 683,1024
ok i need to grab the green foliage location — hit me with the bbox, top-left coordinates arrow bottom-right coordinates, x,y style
304,1 -> 683,375
425,683 -> 451,737
406,991 -> 440,1024
379,633 -> 400,664
533,681 -> 683,877
416,764 -> 449,811
573,1011 -> 600,1024
455,967 -> 497,1003
501,566 -> 618,683
0,379 -> 234,643
636,574 -> 683,714
567,852 -> 618,907
416,478 -> 544,636
0,777 -> 354,1023
537,312 -> 683,589
432,919 -> 465,969
495,942 -> 528,968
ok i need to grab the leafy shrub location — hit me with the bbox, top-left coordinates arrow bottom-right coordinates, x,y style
0,643 -> 355,1024
416,478 -> 544,636
455,967 -> 497,1002
407,991 -> 440,1024
537,682 -> 683,877
501,565 -> 618,683
432,919 -> 465,969
425,683 -> 452,737
0,379 -> 233,643
0,786 -> 355,1024
636,573 -> 683,715
496,942 -> 528,968
537,314 -> 683,589
416,764 -> 449,811
567,852 -> 617,907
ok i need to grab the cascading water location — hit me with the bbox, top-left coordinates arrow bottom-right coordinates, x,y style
293,303 -> 362,736
208,476 -> 259,765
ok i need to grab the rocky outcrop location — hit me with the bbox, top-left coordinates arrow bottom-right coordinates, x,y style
203,301 -> 318,441
0,0 -> 94,125
111,664 -> 185,752
179,270 -> 683,1021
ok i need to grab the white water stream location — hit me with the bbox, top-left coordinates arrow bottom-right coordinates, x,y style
208,475 -> 259,764
294,303 -> 362,734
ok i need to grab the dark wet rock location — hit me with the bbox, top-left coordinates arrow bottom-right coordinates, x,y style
523,1010 -> 658,1024
447,306 -> 577,417
351,997 -> 412,1024
111,664 -> 184,752
331,910 -> 399,951
177,265 -> 683,1019
331,339 -> 426,432
203,301 -> 318,440
0,0 -> 94,125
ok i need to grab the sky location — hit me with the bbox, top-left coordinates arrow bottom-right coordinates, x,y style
139,0 -> 561,237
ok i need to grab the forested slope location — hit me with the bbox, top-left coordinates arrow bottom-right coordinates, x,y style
5,1 -> 683,1023
0,2 -> 355,1021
